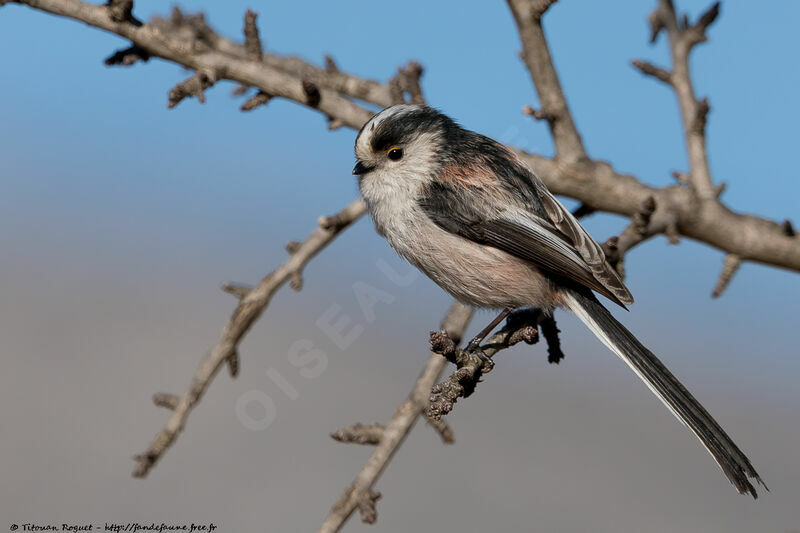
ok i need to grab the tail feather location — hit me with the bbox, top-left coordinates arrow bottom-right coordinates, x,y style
563,289 -> 765,498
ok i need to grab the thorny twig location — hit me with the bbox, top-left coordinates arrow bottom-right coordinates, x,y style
320,302 -> 474,531
428,308 -> 550,420
131,199 -> 366,477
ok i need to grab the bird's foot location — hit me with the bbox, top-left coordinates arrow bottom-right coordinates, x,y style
465,342 -> 494,373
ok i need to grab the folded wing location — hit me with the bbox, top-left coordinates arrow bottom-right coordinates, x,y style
418,171 -> 633,307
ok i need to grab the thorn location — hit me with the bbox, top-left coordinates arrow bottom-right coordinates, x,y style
167,69 -> 217,109
714,182 -> 726,198
153,393 -> 180,410
522,104 -> 555,122
684,2 -> 721,48
243,9 -> 263,61
404,60 -> 424,79
711,253 -> 742,298
696,1 -> 721,31
318,211 -> 349,231
782,220 -> 795,237
330,422 -> 384,445
104,45 -> 150,66
357,490 -> 381,524
285,241 -> 302,254
226,350 -> 240,378
221,282 -> 252,299
302,80 -> 321,107
170,5 -> 185,26
240,91 -> 270,111
648,9 -> 666,43
231,83 -> 249,96
671,170 -> 690,185
107,0 -> 133,23
631,59 -> 672,84
289,271 -> 303,291
327,117 -> 344,130
324,54 -> 339,73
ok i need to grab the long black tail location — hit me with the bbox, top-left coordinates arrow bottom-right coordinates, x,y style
563,289 -> 765,498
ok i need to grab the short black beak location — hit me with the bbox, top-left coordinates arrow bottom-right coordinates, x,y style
352,160 -> 374,175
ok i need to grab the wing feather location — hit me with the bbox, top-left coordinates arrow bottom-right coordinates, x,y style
419,162 -> 633,307
535,186 -> 633,305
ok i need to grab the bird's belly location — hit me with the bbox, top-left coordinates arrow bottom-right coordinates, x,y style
385,214 -> 558,309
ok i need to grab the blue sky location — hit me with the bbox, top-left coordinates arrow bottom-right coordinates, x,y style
1,0 -> 798,364
1,2 -> 799,531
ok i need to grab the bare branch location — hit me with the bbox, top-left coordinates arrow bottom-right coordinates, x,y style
131,198 -> 366,478
150,8 -> 393,108
428,308 -> 542,420
647,0 -> 721,198
602,196 -> 660,275
321,302 -> 473,531
332,414 -> 454,447
5,0 -> 797,527
18,0 -> 375,127
506,0 -> 587,161
516,153 -> 800,272
12,0 -> 800,273
389,60 -> 425,105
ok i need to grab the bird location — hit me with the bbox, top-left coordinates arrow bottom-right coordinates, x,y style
351,103 -> 765,498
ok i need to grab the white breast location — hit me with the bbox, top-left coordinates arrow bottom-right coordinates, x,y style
360,174 -> 557,310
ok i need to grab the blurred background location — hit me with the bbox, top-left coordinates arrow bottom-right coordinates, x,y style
1,1 -> 798,531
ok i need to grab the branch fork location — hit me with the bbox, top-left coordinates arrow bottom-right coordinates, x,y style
428,308 -> 547,421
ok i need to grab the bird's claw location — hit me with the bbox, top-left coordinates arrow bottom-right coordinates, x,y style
466,345 -> 494,373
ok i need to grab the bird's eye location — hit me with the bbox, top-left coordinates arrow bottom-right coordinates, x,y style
387,147 -> 404,161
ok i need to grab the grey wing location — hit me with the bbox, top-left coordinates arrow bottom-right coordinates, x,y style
419,180 -> 633,308
533,183 -> 633,306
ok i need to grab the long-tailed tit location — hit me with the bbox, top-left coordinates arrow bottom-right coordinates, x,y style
352,104 -> 764,497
